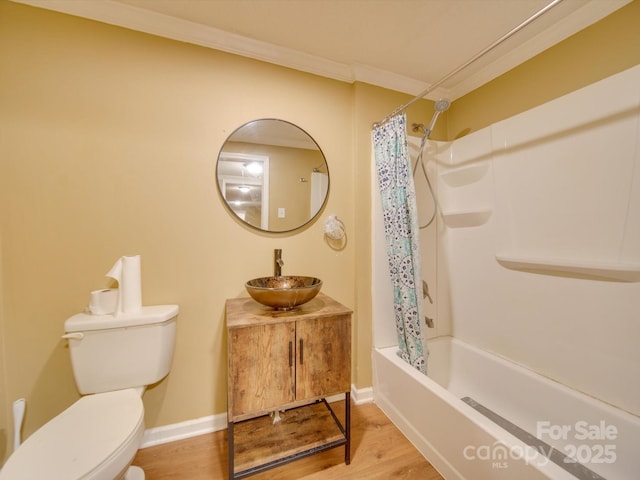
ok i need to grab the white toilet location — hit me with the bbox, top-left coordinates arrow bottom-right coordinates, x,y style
0,304 -> 179,480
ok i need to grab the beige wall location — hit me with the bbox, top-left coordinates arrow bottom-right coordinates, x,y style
0,0 -> 366,463
1,0 -> 638,466
0,236 -> 5,460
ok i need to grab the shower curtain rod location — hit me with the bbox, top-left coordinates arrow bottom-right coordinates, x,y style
372,0 -> 565,128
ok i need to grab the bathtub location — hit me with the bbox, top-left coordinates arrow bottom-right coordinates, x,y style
373,336 -> 640,480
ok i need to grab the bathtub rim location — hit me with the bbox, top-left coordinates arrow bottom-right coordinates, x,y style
373,339 -> 597,480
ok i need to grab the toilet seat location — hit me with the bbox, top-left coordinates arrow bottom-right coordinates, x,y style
0,389 -> 144,480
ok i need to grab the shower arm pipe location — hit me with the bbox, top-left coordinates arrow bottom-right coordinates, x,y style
373,0 -> 565,128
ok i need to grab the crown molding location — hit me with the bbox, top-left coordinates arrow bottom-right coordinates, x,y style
11,0 -> 631,100
10,0 -> 444,97
351,63 -> 434,97
11,0 -> 354,82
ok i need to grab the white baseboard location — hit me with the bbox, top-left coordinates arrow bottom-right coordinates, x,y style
141,412 -> 228,448
140,384 -> 373,448
351,385 -> 374,405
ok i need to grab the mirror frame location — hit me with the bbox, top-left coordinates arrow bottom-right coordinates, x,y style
216,119 -> 329,233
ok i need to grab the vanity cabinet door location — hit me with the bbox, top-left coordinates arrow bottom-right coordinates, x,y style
228,322 -> 295,418
295,315 -> 351,400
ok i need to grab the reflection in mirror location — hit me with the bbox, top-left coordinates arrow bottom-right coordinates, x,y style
216,119 -> 329,232
217,152 -> 269,229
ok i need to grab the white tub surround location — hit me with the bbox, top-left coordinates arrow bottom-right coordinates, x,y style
372,65 -> 640,480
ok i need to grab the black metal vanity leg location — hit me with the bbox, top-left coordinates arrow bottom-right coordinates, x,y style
228,421 -> 235,480
345,392 -> 351,465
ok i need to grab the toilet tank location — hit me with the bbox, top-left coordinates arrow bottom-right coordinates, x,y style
64,305 -> 179,394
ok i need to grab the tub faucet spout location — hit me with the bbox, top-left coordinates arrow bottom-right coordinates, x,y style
274,249 -> 284,277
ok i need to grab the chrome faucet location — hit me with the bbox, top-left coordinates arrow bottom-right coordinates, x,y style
274,249 -> 284,277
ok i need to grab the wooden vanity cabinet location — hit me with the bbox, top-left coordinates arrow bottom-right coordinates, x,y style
226,293 -> 352,479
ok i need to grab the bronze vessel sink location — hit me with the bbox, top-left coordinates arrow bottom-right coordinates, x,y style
245,276 -> 322,310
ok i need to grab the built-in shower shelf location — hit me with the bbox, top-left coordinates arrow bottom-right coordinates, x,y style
442,209 -> 492,228
440,163 -> 489,187
495,254 -> 640,282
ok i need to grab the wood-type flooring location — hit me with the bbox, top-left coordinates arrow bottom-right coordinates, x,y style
133,400 -> 444,479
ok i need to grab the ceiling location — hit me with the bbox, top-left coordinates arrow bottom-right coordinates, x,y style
14,0 -> 630,100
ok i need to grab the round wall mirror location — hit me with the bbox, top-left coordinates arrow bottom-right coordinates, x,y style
216,119 -> 329,233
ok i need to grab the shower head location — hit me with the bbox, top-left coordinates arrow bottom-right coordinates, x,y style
434,98 -> 451,112
424,98 -> 451,138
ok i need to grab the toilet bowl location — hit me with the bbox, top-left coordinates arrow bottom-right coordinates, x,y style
0,389 -> 145,480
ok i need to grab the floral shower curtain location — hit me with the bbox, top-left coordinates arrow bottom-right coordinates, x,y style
373,113 -> 427,373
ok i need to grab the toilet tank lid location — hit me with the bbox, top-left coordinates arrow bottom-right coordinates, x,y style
65,304 -> 179,332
